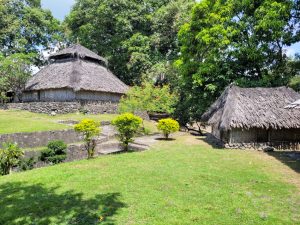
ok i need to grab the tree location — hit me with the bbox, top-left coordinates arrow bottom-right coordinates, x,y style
0,142 -> 23,175
74,119 -> 101,159
112,113 -> 142,151
0,0 -> 62,64
288,54 -> 300,91
118,82 -> 178,114
157,118 -> 180,140
176,0 -> 300,125
65,0 -> 195,85
0,53 -> 34,102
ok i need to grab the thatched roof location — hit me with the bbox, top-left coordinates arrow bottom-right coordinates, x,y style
202,85 -> 300,130
49,44 -> 108,65
25,44 -> 128,94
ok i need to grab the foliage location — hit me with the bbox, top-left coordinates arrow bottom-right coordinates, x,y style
0,0 -> 62,65
112,113 -> 142,151
74,119 -> 100,159
0,53 -> 34,102
288,54 -> 300,91
40,140 -> 67,164
0,142 -> 23,175
65,0 -> 195,85
18,157 -> 36,171
290,76 -> 300,91
119,82 -> 178,114
176,0 -> 300,125
157,118 -> 179,139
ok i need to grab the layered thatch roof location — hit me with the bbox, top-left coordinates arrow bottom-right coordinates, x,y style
49,44 -> 108,65
202,85 -> 300,130
25,44 -> 128,94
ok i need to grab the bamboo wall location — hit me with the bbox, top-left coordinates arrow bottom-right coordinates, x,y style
23,89 -> 122,103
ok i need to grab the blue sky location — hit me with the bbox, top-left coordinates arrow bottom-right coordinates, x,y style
41,0 -> 300,56
41,0 -> 75,21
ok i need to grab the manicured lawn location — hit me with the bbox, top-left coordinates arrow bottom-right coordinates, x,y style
0,135 -> 299,224
0,110 -> 124,134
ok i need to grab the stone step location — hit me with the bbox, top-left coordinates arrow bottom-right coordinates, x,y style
96,139 -> 150,155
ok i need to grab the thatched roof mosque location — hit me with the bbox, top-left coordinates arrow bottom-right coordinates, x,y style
25,44 -> 128,94
202,85 -> 300,130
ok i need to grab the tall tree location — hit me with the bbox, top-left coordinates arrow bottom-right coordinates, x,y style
176,0 -> 300,125
0,53 -> 33,102
0,0 -> 62,64
0,0 -> 62,101
65,0 -> 195,85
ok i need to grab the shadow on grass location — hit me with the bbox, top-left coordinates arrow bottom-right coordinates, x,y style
266,151 -> 300,174
155,138 -> 176,141
197,133 -> 224,149
0,182 -> 126,225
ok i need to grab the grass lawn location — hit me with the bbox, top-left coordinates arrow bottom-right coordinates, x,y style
0,110 -> 157,135
0,135 -> 299,224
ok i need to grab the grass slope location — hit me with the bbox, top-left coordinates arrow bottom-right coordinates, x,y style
0,110 -> 117,134
0,135 -> 299,225
0,110 -> 157,135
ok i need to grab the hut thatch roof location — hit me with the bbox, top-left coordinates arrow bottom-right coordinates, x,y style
25,44 -> 128,94
202,85 -> 300,130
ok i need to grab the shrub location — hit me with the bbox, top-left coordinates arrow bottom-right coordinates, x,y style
157,118 -> 180,139
74,119 -> 100,159
0,142 -> 23,175
119,82 -> 178,114
112,113 -> 143,151
18,157 -> 36,171
40,140 -> 67,164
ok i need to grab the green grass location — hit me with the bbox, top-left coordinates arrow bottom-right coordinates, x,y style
0,135 -> 299,224
0,110 -> 118,134
0,110 -> 158,135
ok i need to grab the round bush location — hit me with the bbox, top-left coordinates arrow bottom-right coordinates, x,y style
157,118 -> 180,139
40,140 -> 67,164
112,113 -> 143,151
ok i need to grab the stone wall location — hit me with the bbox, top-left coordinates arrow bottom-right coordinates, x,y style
83,102 -> 118,114
0,129 -> 82,148
3,101 -> 119,114
225,142 -> 300,150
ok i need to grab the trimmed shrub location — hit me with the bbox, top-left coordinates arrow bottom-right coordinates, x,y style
40,140 -> 67,164
112,113 -> 143,151
0,142 -> 23,175
157,118 -> 180,139
18,157 -> 36,171
74,119 -> 100,159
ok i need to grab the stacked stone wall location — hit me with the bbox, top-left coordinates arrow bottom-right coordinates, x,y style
2,101 -> 119,114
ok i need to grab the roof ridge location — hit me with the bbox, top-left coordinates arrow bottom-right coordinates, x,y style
49,44 -> 108,65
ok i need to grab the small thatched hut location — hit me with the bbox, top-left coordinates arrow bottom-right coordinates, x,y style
23,44 -> 128,102
202,85 -> 300,149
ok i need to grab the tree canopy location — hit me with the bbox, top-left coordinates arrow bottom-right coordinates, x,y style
175,0 -> 300,124
0,0 -> 62,101
0,0 -> 62,61
0,53 -> 34,102
65,0 -> 195,85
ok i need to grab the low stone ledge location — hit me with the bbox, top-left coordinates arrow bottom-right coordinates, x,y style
224,142 -> 300,151
4,101 -> 119,115
0,129 -> 82,148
